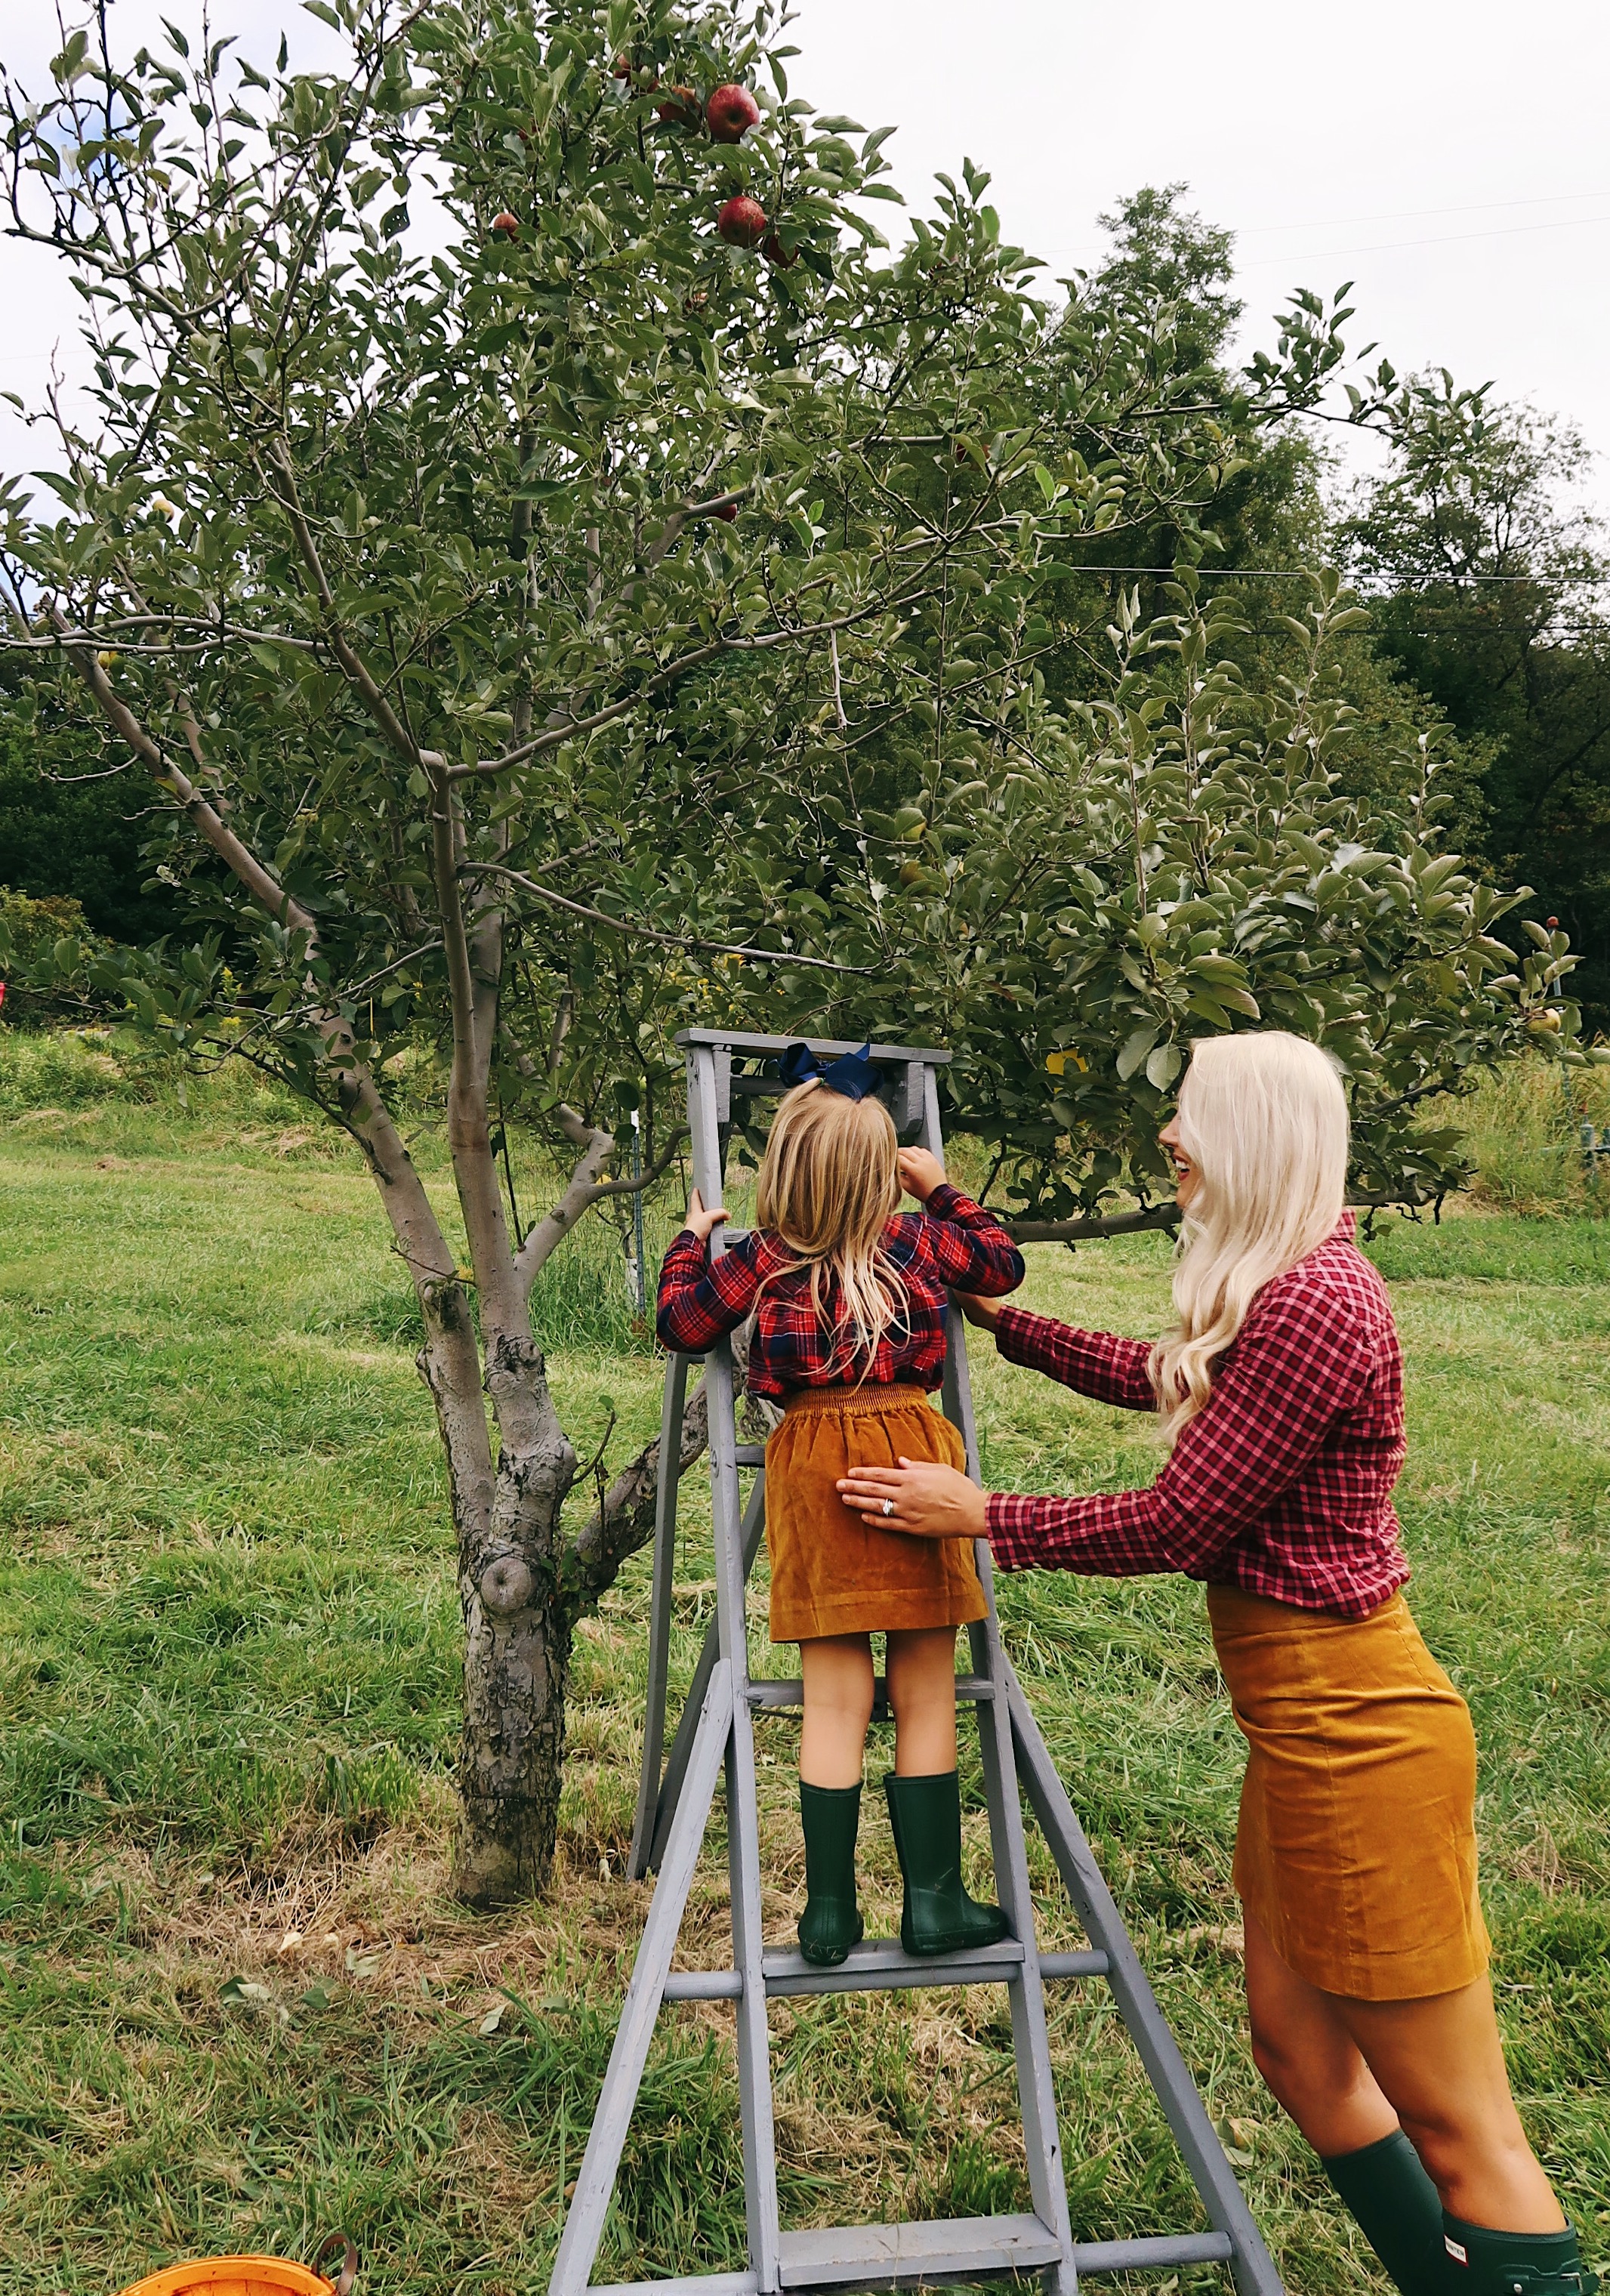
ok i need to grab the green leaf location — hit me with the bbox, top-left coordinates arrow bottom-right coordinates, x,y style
1116,1023 -> 1160,1082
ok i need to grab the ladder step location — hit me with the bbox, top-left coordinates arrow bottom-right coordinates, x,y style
588,2277 -> 758,2296
1075,2233 -> 1235,2273
661,1943 -> 1111,2003
765,1936 -> 1022,1995
747,1674 -> 993,1710
777,2211 -> 1062,2289
734,1444 -> 766,1467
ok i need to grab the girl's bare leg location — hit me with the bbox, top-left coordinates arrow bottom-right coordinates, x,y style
885,1625 -> 960,1775
1245,1908 -> 1565,2229
799,1633 -> 875,1787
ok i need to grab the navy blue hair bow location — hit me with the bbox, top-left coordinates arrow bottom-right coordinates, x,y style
779,1040 -> 880,1101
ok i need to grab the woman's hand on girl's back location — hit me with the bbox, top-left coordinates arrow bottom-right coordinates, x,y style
681,1187 -> 729,1244
897,1146 -> 946,1202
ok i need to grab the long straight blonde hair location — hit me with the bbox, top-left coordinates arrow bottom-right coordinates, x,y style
1149,1032 -> 1349,1442
756,1079 -> 908,1378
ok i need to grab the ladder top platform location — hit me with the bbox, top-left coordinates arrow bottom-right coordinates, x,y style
677,1028 -> 952,1066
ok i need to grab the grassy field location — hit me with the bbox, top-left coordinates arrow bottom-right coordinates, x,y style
0,1037 -> 1606,2295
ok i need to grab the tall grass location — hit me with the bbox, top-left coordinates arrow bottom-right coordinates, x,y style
1437,1059 -> 1610,1217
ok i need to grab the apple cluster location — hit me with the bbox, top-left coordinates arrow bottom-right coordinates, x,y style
491,75 -> 791,264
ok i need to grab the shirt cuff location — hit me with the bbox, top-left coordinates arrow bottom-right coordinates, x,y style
985,1491 -> 1044,1572
993,1304 -> 1048,1364
924,1181 -> 971,1220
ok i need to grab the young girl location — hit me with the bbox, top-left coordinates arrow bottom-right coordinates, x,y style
656,1052 -> 1026,1967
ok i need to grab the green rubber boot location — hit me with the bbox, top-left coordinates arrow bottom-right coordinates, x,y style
1322,2131 -> 1448,2296
1442,2215 -> 1599,2296
797,1781 -> 864,1967
884,1769 -> 1009,1957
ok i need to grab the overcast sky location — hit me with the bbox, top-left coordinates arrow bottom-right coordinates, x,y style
4,0 -> 1608,527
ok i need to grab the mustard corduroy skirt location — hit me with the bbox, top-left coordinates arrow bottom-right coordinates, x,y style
1208,1584 -> 1491,2001
764,1384 -> 986,1643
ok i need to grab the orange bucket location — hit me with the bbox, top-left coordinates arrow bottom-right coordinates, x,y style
118,2236 -> 356,2296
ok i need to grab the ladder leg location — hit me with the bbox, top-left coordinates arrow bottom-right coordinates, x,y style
550,1662 -> 738,2296
646,1472 -> 766,1874
1006,1666 -> 1285,2296
927,1066 -> 1076,2290
972,1573 -> 1076,2294
692,1045 -> 781,2293
629,1352 -> 692,1881
708,1334 -> 779,2291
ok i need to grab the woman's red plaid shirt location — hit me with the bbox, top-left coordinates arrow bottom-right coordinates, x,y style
985,1217 -> 1411,1616
655,1183 -> 1025,1400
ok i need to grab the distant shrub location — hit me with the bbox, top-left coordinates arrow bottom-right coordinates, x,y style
0,887 -> 110,1023
0,1026 -> 132,1112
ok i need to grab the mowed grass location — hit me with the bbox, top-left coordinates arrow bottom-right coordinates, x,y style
0,1044 -> 1606,2295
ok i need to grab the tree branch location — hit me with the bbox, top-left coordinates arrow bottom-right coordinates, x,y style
1004,1205 -> 1181,1244
449,585 -> 932,782
513,1119 -> 618,1294
465,860 -> 869,974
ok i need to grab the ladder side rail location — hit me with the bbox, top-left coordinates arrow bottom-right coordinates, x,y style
970,1532 -> 1075,2289
646,1473 -> 766,1874
920,1063 -> 1076,2293
549,1662 -> 738,2296
629,1350 -> 693,1879
690,1045 -> 782,2294
1005,1668 -> 1285,2296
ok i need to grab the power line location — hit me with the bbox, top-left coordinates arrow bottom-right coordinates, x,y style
1050,564 -> 1577,585
1236,209 -> 1610,270
1034,187 -> 1610,266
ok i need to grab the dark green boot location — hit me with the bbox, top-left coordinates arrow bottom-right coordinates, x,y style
1442,2214 -> 1599,2296
884,1769 -> 1009,1956
1322,2131 -> 1448,2296
797,1781 -> 864,1967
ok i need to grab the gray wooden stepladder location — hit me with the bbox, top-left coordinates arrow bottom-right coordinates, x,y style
551,1029 -> 1285,2296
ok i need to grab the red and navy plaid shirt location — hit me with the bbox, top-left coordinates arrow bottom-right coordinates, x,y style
986,1216 -> 1410,1618
656,1183 -> 1025,1400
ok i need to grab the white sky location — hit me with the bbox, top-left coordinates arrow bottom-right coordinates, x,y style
4,0 -> 1608,526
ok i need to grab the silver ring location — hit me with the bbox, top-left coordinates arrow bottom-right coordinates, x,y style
881,1498 -> 894,1517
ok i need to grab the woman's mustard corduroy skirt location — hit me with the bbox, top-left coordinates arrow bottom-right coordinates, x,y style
1208,1584 -> 1491,2001
764,1384 -> 986,1643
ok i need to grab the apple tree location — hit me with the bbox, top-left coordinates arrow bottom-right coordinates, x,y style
1,0 -> 1581,1899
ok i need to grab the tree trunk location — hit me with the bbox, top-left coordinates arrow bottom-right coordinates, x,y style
423,1312 -> 579,1905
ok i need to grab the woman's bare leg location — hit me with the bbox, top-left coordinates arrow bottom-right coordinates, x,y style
799,1633 -> 875,1787
1245,1909 -> 1565,2230
1339,1979 -> 1564,2230
885,1625 -> 960,1775
1245,1906 -> 1399,2156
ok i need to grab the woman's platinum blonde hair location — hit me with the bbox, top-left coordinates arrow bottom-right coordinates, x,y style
755,1079 -> 908,1380
1149,1032 -> 1349,1442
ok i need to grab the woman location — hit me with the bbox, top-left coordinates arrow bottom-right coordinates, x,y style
837,1032 -> 1594,2296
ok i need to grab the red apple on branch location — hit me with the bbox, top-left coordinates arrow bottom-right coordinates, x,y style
655,85 -> 703,128
491,211 -> 520,239
761,230 -> 797,268
705,83 -> 760,142
717,194 -> 768,248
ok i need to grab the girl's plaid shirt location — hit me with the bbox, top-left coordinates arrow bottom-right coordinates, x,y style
655,1183 -> 1025,1400
985,1217 -> 1411,1618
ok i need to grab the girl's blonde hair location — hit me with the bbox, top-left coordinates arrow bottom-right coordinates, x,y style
756,1079 -> 908,1378
1149,1032 -> 1349,1442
